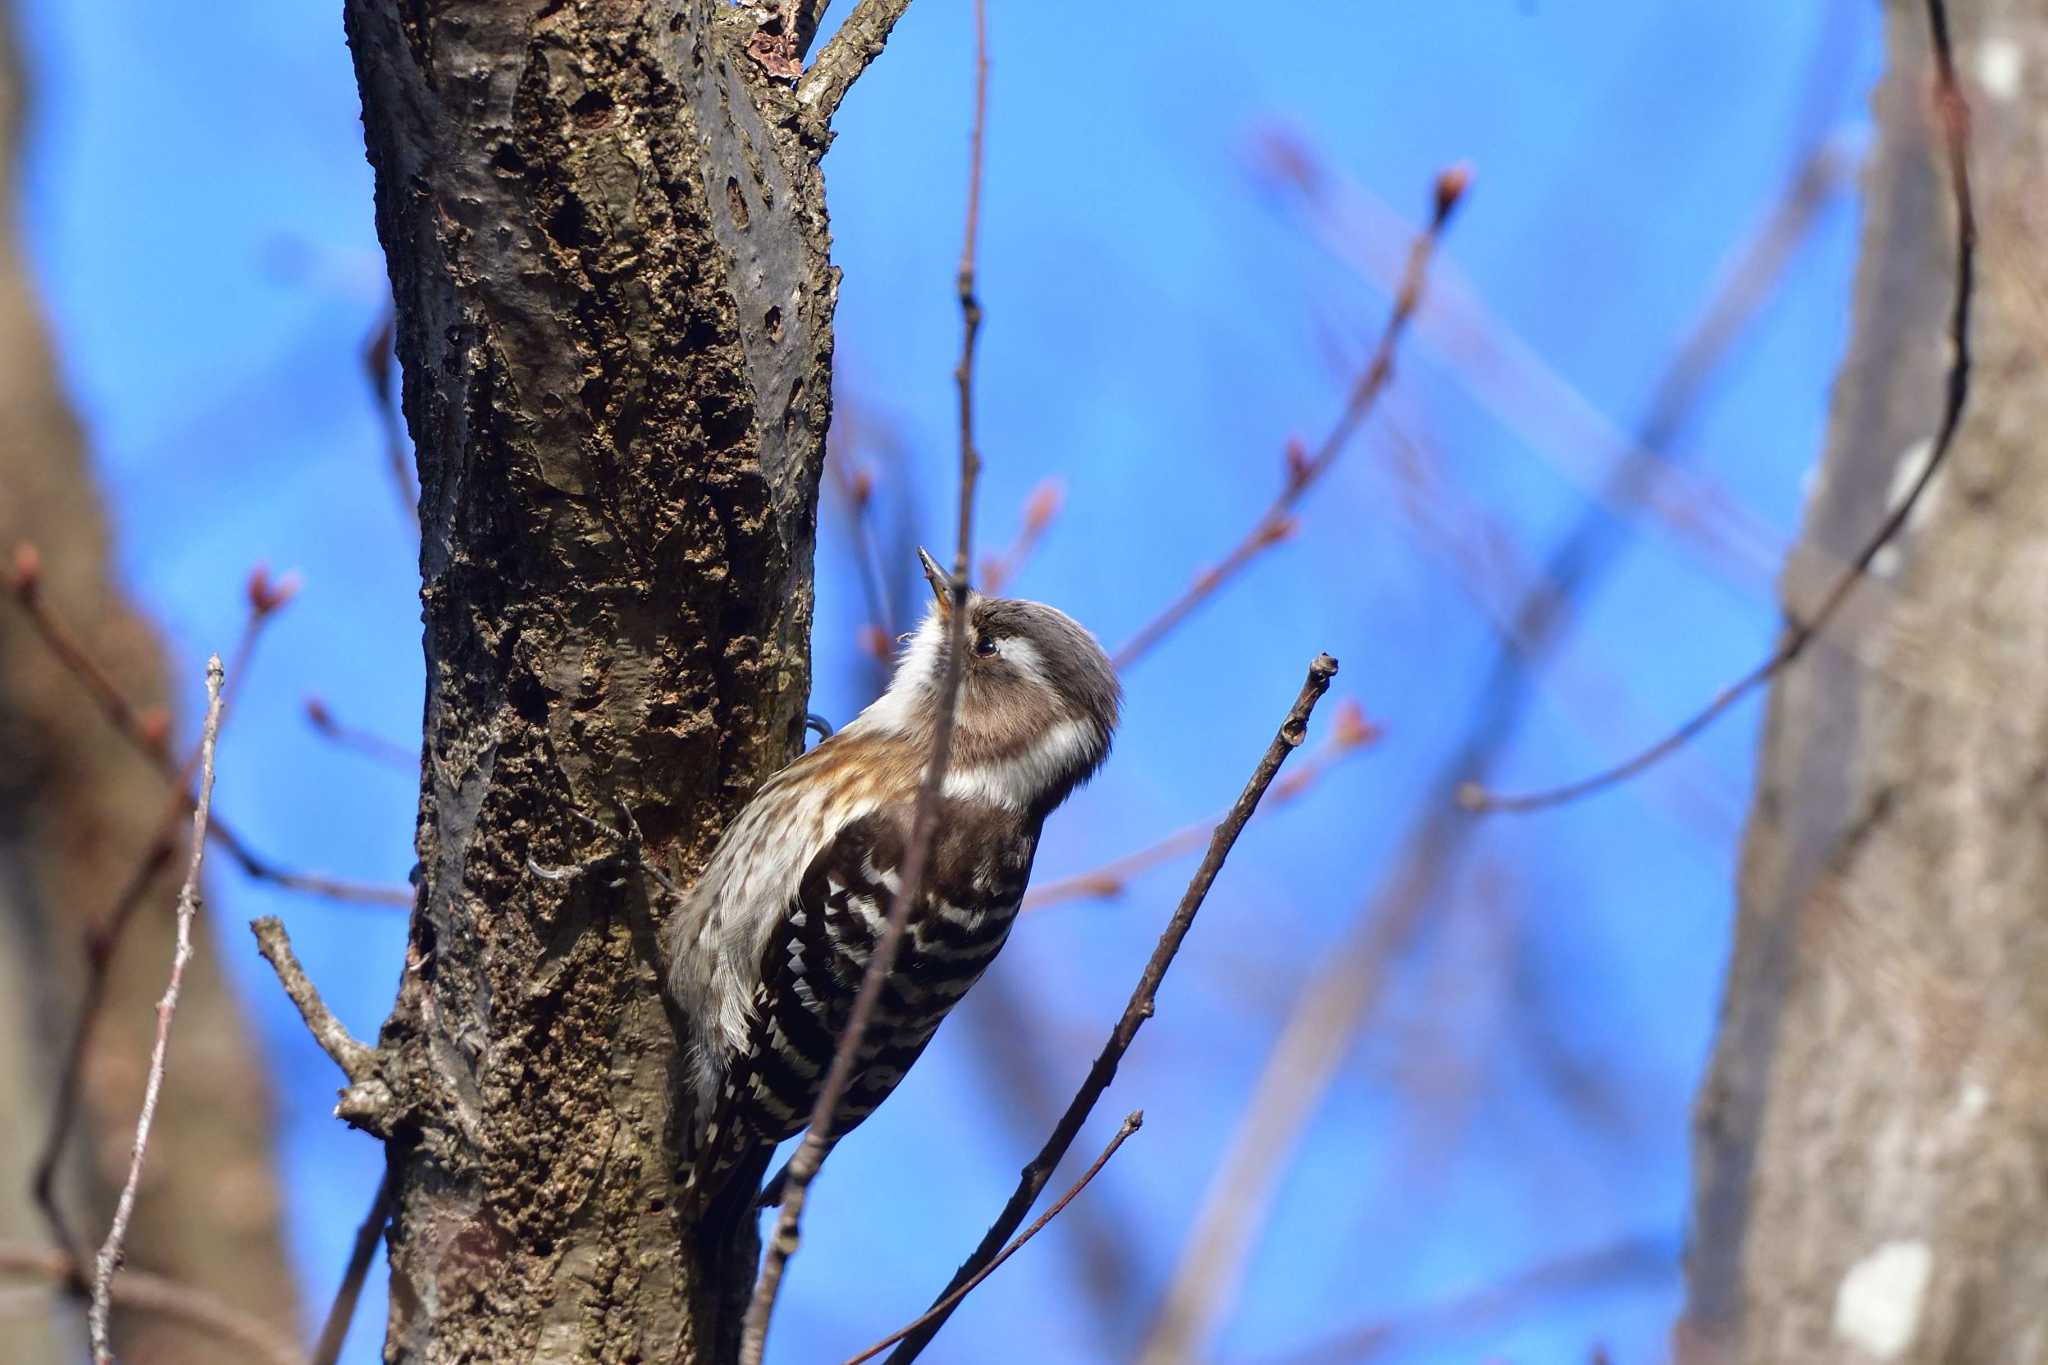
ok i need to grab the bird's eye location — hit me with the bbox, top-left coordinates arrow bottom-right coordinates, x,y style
973,635 -> 999,657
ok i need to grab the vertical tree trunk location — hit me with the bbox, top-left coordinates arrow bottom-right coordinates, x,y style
1685,3 -> 2048,1360
0,3 -> 301,1360
343,3 -> 850,1358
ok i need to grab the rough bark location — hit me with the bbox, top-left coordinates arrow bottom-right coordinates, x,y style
341,2 -> 844,1359
0,3 -> 301,1360
1684,2 -> 2048,1361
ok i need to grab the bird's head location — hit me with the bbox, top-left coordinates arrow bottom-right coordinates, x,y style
854,548 -> 1120,817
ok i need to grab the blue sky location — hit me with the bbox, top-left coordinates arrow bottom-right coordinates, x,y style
16,2 -> 1881,1361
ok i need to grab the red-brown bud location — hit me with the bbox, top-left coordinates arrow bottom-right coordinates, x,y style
10,541 -> 41,595
1433,163 -> 1473,226
1022,478 -> 1064,533
246,564 -> 302,617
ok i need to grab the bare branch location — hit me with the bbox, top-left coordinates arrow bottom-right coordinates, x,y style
742,13 -> 987,1358
843,1111 -> 1142,1364
90,654 -> 225,1363
883,653 -> 1339,1363
311,1164 -> 397,1365
8,557 -> 410,905
1111,168 -> 1467,673
250,916 -> 378,1083
0,1243 -> 303,1365
1462,0 -> 1974,814
796,0 -> 917,129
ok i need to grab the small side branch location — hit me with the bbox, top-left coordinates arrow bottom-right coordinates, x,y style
796,0 -> 917,130
89,655 -> 225,1364
1110,169 -> 1466,673
843,1111 -> 1143,1364
251,916 -> 378,1083
883,654 -> 1339,1364
8,552 -> 410,906
1462,0 -> 1974,815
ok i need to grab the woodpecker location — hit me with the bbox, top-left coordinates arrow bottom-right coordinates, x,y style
666,548 -> 1120,1215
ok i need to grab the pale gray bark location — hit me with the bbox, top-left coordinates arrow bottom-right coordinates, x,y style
1684,2 -> 2048,1360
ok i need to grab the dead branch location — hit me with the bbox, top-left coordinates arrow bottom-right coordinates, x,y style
883,653 -> 1339,1363
89,655 -> 225,1363
795,0 -> 918,129
1462,0 -> 1974,814
843,1111 -> 1142,1364
742,12 -> 987,1356
1111,168 -> 1466,673
249,916 -> 377,1083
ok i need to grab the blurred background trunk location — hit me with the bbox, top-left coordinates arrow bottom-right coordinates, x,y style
1684,1 -> 2048,1360
0,2 -> 301,1359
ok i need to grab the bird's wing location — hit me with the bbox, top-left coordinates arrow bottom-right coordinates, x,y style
685,799 -> 1037,1209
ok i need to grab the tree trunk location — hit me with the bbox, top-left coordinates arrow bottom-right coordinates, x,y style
342,2 -> 852,1358
0,3 -> 301,1360
1684,2 -> 2048,1361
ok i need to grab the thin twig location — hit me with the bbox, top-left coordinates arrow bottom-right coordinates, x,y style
979,478 -> 1063,595
1023,698 -> 1379,910
1463,0 -> 1974,814
305,694 -> 417,772
952,0 -> 987,569
311,1163 -> 397,1365
795,0 -> 917,129
250,916 -> 378,1082
1263,132 -> 1845,595
0,1243 -> 303,1365
884,654 -> 1338,1364
90,655 -> 225,1364
32,576 -> 292,1258
741,14 -> 988,1359
7,560 -> 410,905
844,1112 -> 1143,1364
1110,169 -> 1466,673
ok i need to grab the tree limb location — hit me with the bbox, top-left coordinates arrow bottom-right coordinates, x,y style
796,0 -> 917,129
249,916 -> 378,1084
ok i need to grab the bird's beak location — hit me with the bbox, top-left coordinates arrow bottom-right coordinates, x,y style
917,546 -> 953,617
